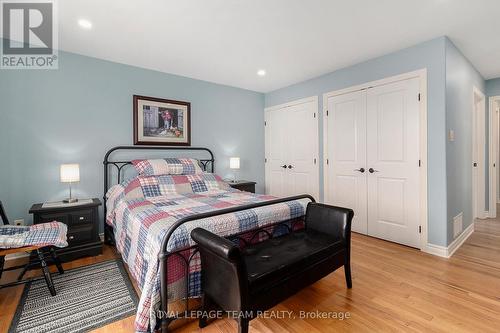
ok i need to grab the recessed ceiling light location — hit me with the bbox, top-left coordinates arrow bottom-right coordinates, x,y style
257,69 -> 266,77
78,19 -> 92,30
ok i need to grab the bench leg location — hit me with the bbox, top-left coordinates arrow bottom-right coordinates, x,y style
199,294 -> 214,328
238,318 -> 249,333
37,249 -> 56,296
50,247 -> 64,274
344,261 -> 352,289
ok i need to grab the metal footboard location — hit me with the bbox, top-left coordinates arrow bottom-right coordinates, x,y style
157,194 -> 316,332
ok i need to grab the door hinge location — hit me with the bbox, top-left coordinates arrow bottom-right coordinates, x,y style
264,121 -> 267,126
326,110 -> 329,116
326,158 -> 329,165
419,226 -> 422,233
314,158 -> 317,164
265,158 -> 267,163
419,160 -> 421,167
418,93 -> 421,101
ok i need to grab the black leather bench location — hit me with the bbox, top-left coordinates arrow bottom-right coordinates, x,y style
191,202 -> 354,333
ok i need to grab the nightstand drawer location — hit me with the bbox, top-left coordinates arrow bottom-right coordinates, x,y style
70,210 -> 93,225
38,212 -> 69,225
67,226 -> 94,246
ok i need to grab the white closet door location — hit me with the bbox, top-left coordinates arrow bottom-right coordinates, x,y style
285,102 -> 320,199
265,108 -> 288,197
366,78 -> 421,248
265,99 -> 319,199
326,91 -> 368,234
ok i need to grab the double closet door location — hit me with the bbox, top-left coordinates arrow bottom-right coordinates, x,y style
265,98 -> 320,200
325,78 -> 421,248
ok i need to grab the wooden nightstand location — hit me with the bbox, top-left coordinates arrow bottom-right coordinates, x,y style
228,180 -> 256,193
29,198 -> 102,262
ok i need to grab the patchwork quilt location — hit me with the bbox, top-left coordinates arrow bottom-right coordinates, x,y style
106,173 -> 309,332
0,222 -> 68,249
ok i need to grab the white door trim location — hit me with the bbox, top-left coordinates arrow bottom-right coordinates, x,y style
472,86 -> 487,219
323,69 -> 428,251
264,96 -> 318,112
264,96 -> 320,200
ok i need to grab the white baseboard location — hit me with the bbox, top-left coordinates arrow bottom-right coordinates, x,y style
424,223 -> 474,258
424,243 -> 449,258
478,211 -> 489,219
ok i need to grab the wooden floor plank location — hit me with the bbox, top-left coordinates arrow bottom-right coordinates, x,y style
1,216 -> 500,332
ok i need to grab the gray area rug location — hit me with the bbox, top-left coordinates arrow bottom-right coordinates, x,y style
9,259 -> 138,333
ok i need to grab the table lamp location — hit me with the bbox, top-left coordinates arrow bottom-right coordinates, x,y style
60,164 -> 80,203
229,157 -> 240,182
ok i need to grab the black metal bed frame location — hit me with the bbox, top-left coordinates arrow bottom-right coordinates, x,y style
103,146 -> 315,332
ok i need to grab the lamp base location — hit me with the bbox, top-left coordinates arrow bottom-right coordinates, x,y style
63,198 -> 78,203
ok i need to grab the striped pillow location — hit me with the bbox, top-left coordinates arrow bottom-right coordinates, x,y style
132,158 -> 203,176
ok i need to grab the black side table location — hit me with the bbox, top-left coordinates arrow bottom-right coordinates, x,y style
29,198 -> 102,262
228,181 -> 256,193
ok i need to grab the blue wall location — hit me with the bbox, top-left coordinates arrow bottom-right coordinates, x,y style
0,46 -> 265,230
486,78 -> 500,97
265,37 -> 448,246
445,39 -> 486,244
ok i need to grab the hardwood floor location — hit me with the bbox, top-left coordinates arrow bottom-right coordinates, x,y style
1,217 -> 500,333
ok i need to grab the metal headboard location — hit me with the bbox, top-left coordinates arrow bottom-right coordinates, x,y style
102,145 -> 215,243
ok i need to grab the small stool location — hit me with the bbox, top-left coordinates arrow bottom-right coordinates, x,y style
0,246 -> 64,296
0,201 -> 67,296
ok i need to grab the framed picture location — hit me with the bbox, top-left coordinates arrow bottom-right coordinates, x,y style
133,95 -> 191,146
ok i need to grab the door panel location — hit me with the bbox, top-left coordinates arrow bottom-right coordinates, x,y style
366,78 -> 420,248
377,93 -> 405,161
326,91 -> 367,234
376,177 -> 405,226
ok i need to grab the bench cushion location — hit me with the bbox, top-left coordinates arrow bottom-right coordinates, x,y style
243,229 -> 344,294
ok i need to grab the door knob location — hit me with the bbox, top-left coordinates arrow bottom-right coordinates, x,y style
288,165 -> 294,169
281,165 -> 287,169
368,168 -> 379,173
354,168 -> 365,173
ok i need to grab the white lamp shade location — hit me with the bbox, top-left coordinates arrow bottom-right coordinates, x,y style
229,157 -> 240,170
60,164 -> 80,183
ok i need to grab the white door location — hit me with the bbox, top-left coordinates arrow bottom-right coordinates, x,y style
265,98 -> 319,200
265,107 -> 288,197
325,90 -> 368,234
472,88 -> 486,219
284,103 -> 320,198
366,78 -> 421,248
324,77 -> 421,248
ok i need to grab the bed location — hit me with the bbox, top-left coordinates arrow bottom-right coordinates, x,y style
103,146 -> 315,333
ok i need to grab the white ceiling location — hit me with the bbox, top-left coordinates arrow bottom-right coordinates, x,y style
37,1 -> 500,91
